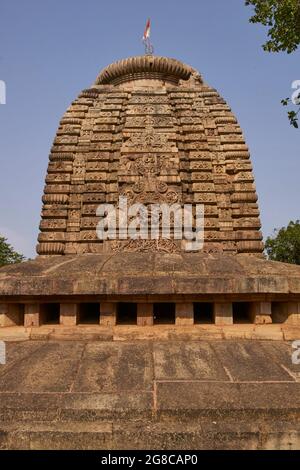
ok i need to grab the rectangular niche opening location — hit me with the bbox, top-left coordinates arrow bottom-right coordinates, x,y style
40,303 -> 60,325
154,303 -> 175,325
78,303 -> 100,325
116,303 -> 137,325
17,304 -> 25,326
233,302 -> 252,324
271,302 -> 288,324
6,304 -> 25,326
194,303 -> 214,324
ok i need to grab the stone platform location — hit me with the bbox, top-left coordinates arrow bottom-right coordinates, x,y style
0,338 -> 300,450
1,253 -> 300,329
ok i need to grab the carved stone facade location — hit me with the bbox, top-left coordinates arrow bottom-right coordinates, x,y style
37,55 -> 263,256
1,55 -> 300,331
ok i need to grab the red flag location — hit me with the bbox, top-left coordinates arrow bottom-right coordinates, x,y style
143,18 -> 151,41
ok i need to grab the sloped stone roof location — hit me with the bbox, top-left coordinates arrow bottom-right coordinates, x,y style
1,254 -> 300,297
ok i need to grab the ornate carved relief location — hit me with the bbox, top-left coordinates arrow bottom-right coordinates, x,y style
126,115 -> 175,128
129,95 -> 169,104
83,193 -> 106,203
54,135 -> 78,145
46,174 -> 71,183
85,183 -> 106,192
190,161 -> 212,171
48,162 -> 73,173
202,243 -> 223,254
122,126 -> 175,151
122,180 -> 179,205
126,105 -> 171,115
111,239 -> 180,254
119,154 -> 177,177
81,231 -> 98,241
40,220 -> 67,230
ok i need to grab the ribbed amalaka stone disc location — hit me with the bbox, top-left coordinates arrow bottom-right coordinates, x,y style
37,55 -> 263,257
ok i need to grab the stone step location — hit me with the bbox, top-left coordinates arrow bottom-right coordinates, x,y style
0,392 -> 153,422
1,406 -> 300,423
2,324 -> 300,343
1,388 -> 300,423
1,419 -> 300,450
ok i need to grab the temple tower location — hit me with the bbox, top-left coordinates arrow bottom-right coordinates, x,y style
37,56 -> 263,257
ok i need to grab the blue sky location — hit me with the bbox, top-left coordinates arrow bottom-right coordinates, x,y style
0,0 -> 299,258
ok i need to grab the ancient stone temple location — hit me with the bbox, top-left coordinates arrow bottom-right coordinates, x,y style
1,55 -> 300,329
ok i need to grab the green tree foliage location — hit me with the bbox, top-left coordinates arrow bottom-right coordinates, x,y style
245,0 -> 300,127
0,236 -> 25,267
265,220 -> 300,264
281,95 -> 300,128
245,0 -> 300,53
